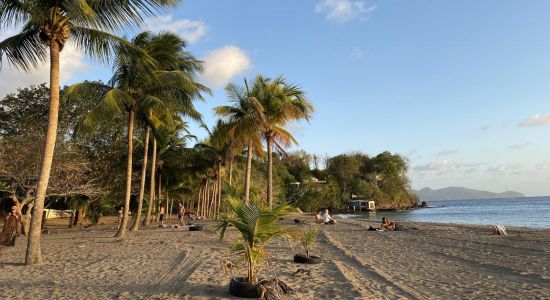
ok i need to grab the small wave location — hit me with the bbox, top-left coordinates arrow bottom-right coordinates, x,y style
333,214 -> 359,219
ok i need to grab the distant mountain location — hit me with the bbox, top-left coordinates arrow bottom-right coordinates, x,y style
414,186 -> 525,201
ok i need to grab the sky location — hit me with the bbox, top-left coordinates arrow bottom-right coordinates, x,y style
2,0 -> 550,196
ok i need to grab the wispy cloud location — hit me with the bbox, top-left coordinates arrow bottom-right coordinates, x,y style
508,143 -> 529,150
413,160 -> 485,174
435,148 -> 459,156
519,114 -> 550,127
143,14 -> 208,44
350,47 -> 363,59
315,0 -> 376,23
199,45 -> 252,88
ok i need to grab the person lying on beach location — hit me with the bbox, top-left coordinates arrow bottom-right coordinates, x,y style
322,209 -> 336,225
380,217 -> 396,231
315,211 -> 323,224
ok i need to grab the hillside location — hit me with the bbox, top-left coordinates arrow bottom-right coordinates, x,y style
414,186 -> 524,201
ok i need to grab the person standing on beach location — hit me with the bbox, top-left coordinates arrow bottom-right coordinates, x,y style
159,205 -> 166,227
1,206 -> 23,246
117,207 -> 123,227
178,203 -> 186,226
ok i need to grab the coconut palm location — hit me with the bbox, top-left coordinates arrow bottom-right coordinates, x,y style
0,0 -> 179,265
65,32 -> 207,238
218,196 -> 296,284
127,32 -> 206,230
254,75 -> 313,208
214,79 -> 265,203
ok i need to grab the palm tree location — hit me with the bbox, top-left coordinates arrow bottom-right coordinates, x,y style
65,32 -> 207,238
254,75 -> 313,208
214,79 -> 265,203
127,32 -> 206,230
218,197 -> 296,284
0,0 -> 179,265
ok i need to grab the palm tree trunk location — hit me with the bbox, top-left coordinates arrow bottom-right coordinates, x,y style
25,42 -> 61,265
131,125 -> 150,231
143,137 -> 157,226
115,107 -> 135,238
228,161 -> 233,186
204,180 -> 209,217
155,174 -> 161,222
196,184 -> 202,218
266,137 -> 273,208
244,146 -> 253,203
216,162 -> 222,219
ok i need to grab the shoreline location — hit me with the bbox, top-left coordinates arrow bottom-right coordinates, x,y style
1,217 -> 549,299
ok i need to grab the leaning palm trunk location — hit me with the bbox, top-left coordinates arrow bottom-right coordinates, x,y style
143,137 -> 157,226
244,146 -> 253,203
115,108 -> 136,238
266,137 -> 273,208
26,42 -> 61,265
131,125 -> 150,231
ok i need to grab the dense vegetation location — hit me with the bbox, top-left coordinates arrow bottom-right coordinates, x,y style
0,84 -> 416,220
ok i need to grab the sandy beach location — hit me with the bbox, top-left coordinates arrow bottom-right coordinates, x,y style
1,216 -> 549,299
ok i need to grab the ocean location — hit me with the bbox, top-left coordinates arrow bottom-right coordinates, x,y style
342,196 -> 550,229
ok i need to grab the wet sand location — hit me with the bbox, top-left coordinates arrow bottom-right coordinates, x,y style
0,216 -> 549,299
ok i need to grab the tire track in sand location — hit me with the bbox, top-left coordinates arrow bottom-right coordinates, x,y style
322,230 -> 429,300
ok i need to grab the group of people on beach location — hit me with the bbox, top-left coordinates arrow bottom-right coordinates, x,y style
315,209 -> 337,225
313,208 -> 400,232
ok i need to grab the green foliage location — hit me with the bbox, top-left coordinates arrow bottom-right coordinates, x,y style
297,227 -> 318,258
218,196 -> 297,284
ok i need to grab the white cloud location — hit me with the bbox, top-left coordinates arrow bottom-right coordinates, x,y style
199,45 -> 252,88
519,114 -> 550,127
413,160 -> 459,173
486,164 -> 521,175
315,0 -> 376,23
143,14 -> 208,44
351,47 -> 363,59
536,162 -> 550,171
435,148 -> 459,156
1,40 -> 87,97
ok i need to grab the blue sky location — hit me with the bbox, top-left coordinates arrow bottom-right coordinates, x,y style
2,0 -> 550,196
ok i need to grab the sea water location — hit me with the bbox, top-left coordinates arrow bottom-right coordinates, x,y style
348,196 -> 550,229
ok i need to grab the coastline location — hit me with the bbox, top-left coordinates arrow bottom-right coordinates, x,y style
1,217 -> 549,299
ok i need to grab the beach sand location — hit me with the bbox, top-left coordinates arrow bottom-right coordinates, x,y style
1,215 -> 549,299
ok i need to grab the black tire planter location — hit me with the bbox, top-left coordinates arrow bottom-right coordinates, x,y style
188,225 -> 203,231
229,277 -> 261,298
293,254 -> 322,264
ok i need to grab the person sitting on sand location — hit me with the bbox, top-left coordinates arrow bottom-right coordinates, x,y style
322,209 -> 336,225
380,217 -> 396,231
315,211 -> 323,224
1,206 -> 22,246
492,224 -> 507,236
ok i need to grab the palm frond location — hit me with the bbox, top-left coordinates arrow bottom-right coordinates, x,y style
0,27 -> 45,71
